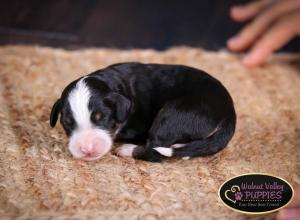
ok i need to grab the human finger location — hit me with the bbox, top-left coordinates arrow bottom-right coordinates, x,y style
242,13 -> 296,67
230,0 -> 273,22
228,0 -> 300,52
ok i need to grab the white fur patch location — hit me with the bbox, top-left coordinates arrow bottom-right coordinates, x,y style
153,147 -> 173,157
115,144 -> 137,157
68,78 -> 92,129
182,156 -> 190,160
171,143 -> 186,148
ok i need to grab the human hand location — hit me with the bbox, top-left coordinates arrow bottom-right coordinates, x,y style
276,184 -> 300,220
227,0 -> 300,67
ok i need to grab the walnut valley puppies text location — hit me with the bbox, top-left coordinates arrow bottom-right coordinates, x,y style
239,181 -> 283,200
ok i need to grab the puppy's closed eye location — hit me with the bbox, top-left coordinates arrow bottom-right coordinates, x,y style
64,116 -> 75,127
91,111 -> 102,123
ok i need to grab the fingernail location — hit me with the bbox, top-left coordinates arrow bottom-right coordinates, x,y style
242,53 -> 253,64
231,5 -> 244,14
242,53 -> 260,68
231,5 -> 243,10
278,209 -> 298,219
227,37 -> 240,47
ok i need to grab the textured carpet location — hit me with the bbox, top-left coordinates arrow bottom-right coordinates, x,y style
0,46 -> 299,220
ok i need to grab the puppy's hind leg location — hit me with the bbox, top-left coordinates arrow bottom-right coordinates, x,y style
171,115 -> 236,159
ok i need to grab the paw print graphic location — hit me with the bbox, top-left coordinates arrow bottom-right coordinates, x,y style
235,192 -> 243,201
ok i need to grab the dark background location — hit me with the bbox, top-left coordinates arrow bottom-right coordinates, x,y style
0,0 -> 299,51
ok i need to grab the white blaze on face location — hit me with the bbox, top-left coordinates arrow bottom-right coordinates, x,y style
67,78 -> 112,160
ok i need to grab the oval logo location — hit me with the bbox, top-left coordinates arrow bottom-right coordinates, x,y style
218,173 -> 294,214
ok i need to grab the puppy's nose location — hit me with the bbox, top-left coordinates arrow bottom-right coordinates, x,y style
80,143 -> 94,154
78,139 -> 104,158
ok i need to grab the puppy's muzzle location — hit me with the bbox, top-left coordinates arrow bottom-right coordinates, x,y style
68,129 -> 112,160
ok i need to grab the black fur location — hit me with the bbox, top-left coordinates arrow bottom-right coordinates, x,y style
50,62 -> 236,162
50,99 -> 61,127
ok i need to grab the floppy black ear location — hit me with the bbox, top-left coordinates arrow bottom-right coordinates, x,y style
105,93 -> 131,123
50,99 -> 61,127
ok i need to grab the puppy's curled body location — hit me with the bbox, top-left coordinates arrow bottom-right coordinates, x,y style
50,62 -> 236,162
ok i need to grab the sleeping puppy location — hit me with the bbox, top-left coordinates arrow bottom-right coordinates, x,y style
50,62 -> 236,162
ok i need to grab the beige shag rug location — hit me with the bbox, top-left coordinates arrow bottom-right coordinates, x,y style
0,46 -> 299,220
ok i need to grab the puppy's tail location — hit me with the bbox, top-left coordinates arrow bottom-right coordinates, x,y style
171,114 -> 236,158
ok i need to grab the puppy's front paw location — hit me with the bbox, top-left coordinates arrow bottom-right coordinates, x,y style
115,144 -> 138,157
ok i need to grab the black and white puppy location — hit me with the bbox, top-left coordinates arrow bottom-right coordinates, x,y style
50,62 -> 236,162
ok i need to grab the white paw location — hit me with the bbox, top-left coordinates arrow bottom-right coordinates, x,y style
153,147 -> 173,157
115,144 -> 137,157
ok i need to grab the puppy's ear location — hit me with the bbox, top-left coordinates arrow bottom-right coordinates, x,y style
50,99 -> 61,127
105,93 -> 131,123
